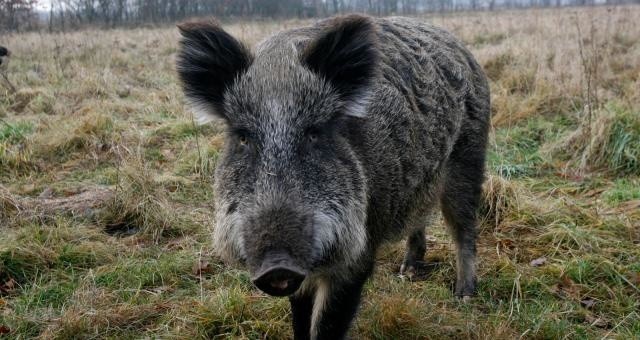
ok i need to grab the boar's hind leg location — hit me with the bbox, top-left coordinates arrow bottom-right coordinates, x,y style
399,212 -> 435,279
440,132 -> 486,298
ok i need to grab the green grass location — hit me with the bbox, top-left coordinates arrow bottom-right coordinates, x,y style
606,105 -> 640,175
604,178 -> 640,203
0,120 -> 33,143
544,103 -> 640,176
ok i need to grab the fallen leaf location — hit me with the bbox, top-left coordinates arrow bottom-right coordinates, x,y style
164,237 -> 187,251
497,238 -> 515,250
38,187 -> 54,199
630,272 -> 640,286
619,200 -> 640,211
530,257 -> 547,267
585,314 -> 609,328
556,170 -> 584,181
62,188 -> 81,197
0,278 -> 16,293
583,188 -> 604,197
192,259 -> 213,276
0,325 -> 10,334
581,298 -> 596,309
552,275 -> 580,300
117,86 -> 131,98
604,200 -> 640,215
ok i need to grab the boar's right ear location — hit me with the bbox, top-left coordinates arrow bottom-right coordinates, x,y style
302,15 -> 379,118
176,20 -> 252,124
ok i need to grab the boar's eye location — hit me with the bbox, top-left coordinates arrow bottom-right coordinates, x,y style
231,128 -> 251,147
306,128 -> 320,144
309,133 -> 318,143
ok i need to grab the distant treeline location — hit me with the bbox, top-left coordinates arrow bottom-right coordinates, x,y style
1,0 -> 639,31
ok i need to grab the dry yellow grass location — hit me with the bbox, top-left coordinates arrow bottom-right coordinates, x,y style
1,5 -> 639,339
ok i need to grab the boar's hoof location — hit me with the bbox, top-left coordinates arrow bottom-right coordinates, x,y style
400,261 -> 441,281
399,264 -> 416,280
455,277 -> 477,298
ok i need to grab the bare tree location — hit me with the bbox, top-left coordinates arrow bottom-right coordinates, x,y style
2,0 -> 625,32
0,0 -> 37,31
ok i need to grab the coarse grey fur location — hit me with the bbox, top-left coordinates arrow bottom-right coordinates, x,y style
176,14 -> 490,340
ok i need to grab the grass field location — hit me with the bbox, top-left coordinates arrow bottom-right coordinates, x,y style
1,5 -> 639,339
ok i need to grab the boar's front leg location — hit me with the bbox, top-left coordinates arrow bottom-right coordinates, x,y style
289,293 -> 313,340
290,261 -> 374,340
400,227 -> 426,278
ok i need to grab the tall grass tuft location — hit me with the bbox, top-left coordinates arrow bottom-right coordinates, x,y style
544,103 -> 640,175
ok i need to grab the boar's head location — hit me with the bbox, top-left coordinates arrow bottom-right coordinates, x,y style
177,15 -> 378,296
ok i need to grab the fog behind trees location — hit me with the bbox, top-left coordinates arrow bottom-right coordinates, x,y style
1,0 -> 639,31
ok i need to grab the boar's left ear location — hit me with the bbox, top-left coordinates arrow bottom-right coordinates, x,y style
302,15 -> 379,118
176,20 -> 253,124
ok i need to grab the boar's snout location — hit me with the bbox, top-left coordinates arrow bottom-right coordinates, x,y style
252,252 -> 307,296
243,198 -> 314,296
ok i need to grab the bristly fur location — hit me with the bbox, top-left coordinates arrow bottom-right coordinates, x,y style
176,20 -> 253,124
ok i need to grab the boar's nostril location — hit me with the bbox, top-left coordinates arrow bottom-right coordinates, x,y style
252,265 -> 306,297
270,280 -> 289,290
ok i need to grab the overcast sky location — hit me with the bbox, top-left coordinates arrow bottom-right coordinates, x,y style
36,0 -> 52,10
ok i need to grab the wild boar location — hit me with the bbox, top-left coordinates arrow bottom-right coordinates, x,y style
0,46 -> 10,71
176,14 -> 489,339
